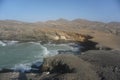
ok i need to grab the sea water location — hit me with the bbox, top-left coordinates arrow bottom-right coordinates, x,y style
0,41 -> 80,71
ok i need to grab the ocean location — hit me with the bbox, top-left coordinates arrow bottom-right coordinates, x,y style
0,41 -> 80,71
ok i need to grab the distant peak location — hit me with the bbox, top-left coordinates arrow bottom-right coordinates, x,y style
0,19 -> 31,24
109,22 -> 120,24
72,18 -> 91,22
56,18 -> 69,22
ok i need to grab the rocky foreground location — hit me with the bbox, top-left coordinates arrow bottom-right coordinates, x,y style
0,50 -> 120,80
0,19 -> 120,80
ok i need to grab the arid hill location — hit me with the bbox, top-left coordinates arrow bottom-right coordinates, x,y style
0,19 -> 120,50
0,19 -> 120,80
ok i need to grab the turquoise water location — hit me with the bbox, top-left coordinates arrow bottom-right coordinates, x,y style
0,41 -> 75,69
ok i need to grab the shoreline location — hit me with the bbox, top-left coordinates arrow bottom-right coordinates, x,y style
0,40 -> 117,80
0,19 -> 120,80
0,39 -> 113,73
0,40 -> 82,73
1,50 -> 120,80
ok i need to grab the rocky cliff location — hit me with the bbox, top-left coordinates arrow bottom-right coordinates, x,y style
0,20 -> 91,42
0,19 -> 120,50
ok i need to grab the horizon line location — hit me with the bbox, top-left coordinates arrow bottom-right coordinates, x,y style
0,18 -> 120,23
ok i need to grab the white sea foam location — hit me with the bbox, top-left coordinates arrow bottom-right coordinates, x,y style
0,41 -> 82,72
0,40 -> 19,46
28,42 -> 39,44
13,64 -> 31,72
0,41 -> 6,46
41,45 -> 50,57
6,40 -> 19,45
28,42 -> 50,57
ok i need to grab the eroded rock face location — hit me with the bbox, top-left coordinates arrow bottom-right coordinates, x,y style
0,20 -> 90,42
41,54 -> 100,80
46,31 -> 90,42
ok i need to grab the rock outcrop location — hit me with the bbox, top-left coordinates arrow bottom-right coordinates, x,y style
0,20 -> 90,42
1,19 -> 120,50
46,31 -> 90,42
40,54 -> 99,80
80,50 -> 120,80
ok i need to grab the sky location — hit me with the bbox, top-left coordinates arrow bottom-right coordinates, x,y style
0,0 -> 120,22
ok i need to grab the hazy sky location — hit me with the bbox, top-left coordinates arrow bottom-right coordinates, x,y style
0,0 -> 120,22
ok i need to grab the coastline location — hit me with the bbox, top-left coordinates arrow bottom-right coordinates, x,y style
1,49 -> 120,80
0,19 -> 120,80
0,38 -> 116,78
0,38 -> 120,80
0,40 -> 82,72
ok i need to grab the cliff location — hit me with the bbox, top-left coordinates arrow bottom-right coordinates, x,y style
0,19 -> 120,50
0,20 -> 91,42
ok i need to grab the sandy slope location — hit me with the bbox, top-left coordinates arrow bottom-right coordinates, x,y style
76,29 -> 120,50
0,19 -> 120,50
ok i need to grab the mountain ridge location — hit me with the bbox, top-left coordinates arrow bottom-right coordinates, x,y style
0,18 -> 120,50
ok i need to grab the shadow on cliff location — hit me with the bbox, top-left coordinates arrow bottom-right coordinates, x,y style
79,40 -> 98,52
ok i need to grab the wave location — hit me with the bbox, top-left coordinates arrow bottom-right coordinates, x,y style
28,42 -> 40,45
12,42 -> 50,72
41,45 -> 50,57
0,41 -> 81,72
6,40 -> 19,45
0,41 -> 6,46
0,40 -> 18,46
28,42 -> 50,57
13,63 -> 31,72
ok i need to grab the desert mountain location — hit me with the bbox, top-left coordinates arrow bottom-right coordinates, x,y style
0,19 -> 120,50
